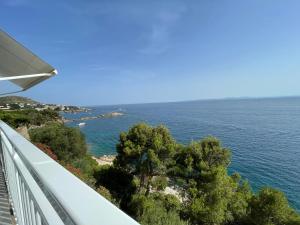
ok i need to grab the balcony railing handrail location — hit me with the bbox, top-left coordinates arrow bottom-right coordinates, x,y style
0,120 -> 139,225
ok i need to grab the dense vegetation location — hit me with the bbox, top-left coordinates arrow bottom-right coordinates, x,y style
1,109 -> 299,225
29,123 -> 98,187
0,109 -> 60,128
1,109 -> 98,186
30,123 -> 87,161
98,123 -> 300,225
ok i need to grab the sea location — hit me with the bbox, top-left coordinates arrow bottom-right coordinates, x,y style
63,97 -> 300,210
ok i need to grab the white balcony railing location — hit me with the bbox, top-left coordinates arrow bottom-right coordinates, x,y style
0,120 -> 139,225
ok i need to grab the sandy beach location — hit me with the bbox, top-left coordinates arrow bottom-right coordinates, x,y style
92,155 -> 116,166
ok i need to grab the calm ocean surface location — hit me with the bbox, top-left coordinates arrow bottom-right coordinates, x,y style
64,97 -> 300,210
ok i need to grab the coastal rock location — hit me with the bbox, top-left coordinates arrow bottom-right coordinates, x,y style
92,155 -> 116,166
16,126 -> 30,140
63,112 -> 124,123
108,112 -> 123,117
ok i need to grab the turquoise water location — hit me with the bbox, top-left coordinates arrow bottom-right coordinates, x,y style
64,97 -> 300,210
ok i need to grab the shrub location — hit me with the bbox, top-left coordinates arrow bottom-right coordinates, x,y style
29,123 -> 87,162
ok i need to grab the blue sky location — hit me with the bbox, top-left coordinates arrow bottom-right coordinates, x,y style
1,0 -> 300,105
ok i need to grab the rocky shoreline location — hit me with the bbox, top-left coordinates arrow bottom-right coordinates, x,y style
92,155 -> 116,166
63,112 -> 124,123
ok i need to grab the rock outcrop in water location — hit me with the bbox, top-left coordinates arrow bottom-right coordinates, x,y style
63,112 -> 124,123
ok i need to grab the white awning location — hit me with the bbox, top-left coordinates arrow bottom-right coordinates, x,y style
0,29 -> 57,95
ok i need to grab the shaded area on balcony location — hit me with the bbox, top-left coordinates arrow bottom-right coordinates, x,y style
0,160 -> 14,225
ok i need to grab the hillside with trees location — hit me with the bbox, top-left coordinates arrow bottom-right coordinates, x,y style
100,123 -> 300,225
0,109 -> 61,128
0,96 -> 38,105
0,110 -> 299,225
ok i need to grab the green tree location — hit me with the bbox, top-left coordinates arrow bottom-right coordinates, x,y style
0,109 -> 59,128
129,193 -> 187,225
29,123 -> 87,162
151,176 -> 168,191
227,173 -> 252,224
169,137 -> 231,181
0,110 -> 30,128
96,186 -> 118,205
171,138 -> 250,225
9,103 -> 21,110
186,167 -> 241,225
94,165 -> 136,210
99,123 -> 300,225
286,216 -> 300,225
72,155 -> 98,176
249,187 -> 299,225
114,123 -> 176,195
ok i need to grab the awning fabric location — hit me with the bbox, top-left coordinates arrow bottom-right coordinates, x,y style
0,29 -> 57,94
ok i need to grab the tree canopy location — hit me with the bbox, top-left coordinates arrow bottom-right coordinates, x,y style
4,112 -> 299,225
0,109 -> 60,128
114,123 -> 176,195
30,123 -> 87,162
112,123 -> 300,225
249,188 -> 300,225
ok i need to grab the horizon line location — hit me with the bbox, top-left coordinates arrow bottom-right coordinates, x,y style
82,94 -> 300,108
